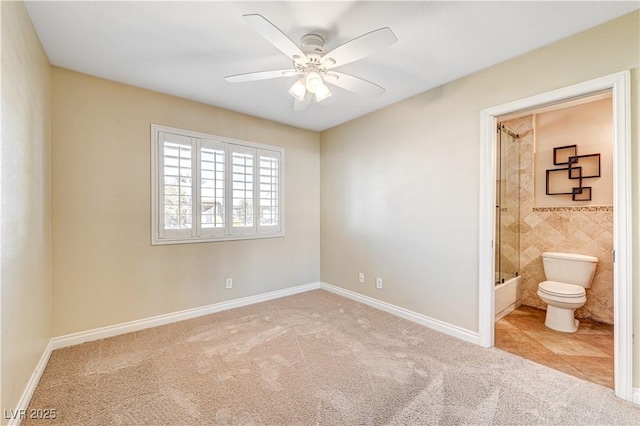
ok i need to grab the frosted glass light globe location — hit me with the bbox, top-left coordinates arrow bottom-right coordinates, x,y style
289,79 -> 306,100
305,72 -> 323,94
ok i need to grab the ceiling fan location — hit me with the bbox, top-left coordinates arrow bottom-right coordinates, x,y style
224,14 -> 397,111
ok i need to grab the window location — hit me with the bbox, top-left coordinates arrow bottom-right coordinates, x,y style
151,125 -> 284,244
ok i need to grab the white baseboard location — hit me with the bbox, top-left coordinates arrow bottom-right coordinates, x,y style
319,282 -> 479,345
51,282 -> 321,350
633,387 -> 640,405
7,340 -> 55,426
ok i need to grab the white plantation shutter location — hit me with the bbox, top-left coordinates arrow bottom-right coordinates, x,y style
200,139 -> 226,237
158,132 -> 195,239
152,125 -> 284,244
230,144 -> 256,235
258,149 -> 281,233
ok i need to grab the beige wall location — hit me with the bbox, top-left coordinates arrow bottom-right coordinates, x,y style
535,97 -> 613,206
51,68 -> 320,335
1,1 -> 52,418
320,11 -> 639,384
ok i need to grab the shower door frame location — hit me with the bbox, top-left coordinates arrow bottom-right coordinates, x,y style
477,71 -> 633,402
495,124 -> 521,285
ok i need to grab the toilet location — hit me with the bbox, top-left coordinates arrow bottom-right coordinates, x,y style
537,252 -> 598,333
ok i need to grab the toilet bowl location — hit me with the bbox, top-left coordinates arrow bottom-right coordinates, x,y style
537,252 -> 598,333
537,281 -> 586,332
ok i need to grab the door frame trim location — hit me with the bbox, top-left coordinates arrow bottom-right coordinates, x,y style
477,71 -> 632,401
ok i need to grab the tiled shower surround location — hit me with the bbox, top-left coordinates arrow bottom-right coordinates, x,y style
502,116 -> 613,325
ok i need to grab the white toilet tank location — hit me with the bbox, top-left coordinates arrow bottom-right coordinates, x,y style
542,252 -> 598,288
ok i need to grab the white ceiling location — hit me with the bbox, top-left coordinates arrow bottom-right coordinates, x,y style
25,1 -> 639,132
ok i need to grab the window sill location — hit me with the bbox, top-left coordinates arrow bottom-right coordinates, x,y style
151,231 -> 285,246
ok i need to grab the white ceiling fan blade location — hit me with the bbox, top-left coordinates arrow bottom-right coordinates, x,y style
321,27 -> 397,68
243,14 -> 307,63
294,93 -> 312,111
225,69 -> 299,83
324,72 -> 385,97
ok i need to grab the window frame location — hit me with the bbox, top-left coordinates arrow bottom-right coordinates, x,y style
151,124 -> 285,245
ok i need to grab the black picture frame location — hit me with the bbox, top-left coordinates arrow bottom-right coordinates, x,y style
546,168 -> 578,195
572,186 -> 592,201
574,153 -> 601,178
553,145 -> 578,165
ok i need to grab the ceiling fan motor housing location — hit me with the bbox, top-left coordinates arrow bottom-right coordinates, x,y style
300,34 -> 325,64
301,34 -> 324,53
295,34 -> 336,74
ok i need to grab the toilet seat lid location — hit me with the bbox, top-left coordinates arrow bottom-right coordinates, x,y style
539,281 -> 585,297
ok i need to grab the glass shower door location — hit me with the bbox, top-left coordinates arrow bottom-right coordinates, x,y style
495,123 -> 520,284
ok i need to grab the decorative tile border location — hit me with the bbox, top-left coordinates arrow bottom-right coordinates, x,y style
532,205 -> 613,212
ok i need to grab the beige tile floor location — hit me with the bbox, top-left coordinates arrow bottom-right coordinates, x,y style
495,306 -> 614,389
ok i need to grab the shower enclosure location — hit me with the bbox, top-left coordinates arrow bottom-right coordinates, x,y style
495,123 -> 522,320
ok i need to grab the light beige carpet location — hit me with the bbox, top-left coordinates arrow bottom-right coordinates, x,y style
25,290 -> 640,425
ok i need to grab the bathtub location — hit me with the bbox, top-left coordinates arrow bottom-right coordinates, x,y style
495,275 -> 522,321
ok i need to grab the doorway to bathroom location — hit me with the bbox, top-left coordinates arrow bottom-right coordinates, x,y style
477,71 -> 632,402
493,95 -> 615,388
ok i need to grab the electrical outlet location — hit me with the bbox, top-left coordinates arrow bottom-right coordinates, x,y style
225,278 -> 233,289
359,272 -> 365,283
376,277 -> 383,289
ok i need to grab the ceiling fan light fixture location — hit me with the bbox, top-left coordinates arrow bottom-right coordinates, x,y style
315,84 -> 331,102
289,79 -> 306,101
305,71 -> 323,94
